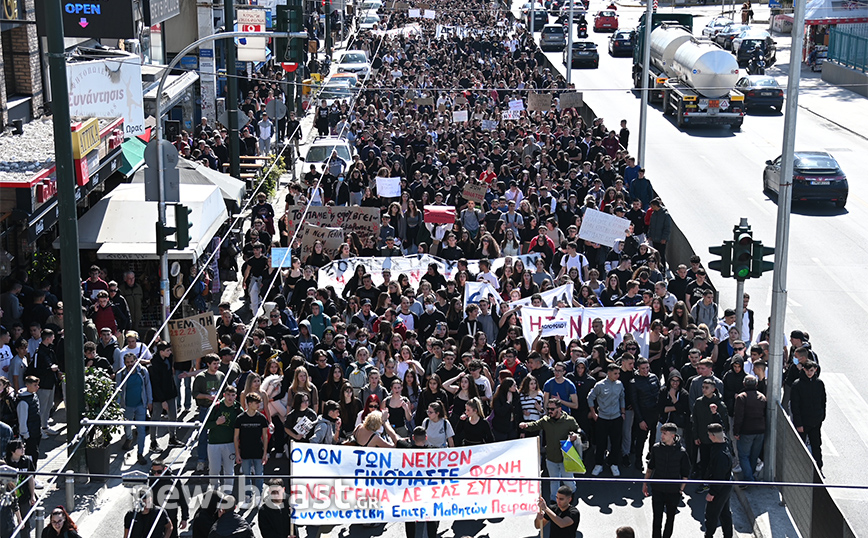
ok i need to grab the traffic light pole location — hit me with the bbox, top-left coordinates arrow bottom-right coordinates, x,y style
154,31 -> 306,335
225,0 -> 241,180
734,278 -> 745,342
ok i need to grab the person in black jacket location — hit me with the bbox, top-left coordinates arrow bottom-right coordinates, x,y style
148,460 -> 189,538
790,361 -> 826,472
208,496 -> 254,538
630,358 -> 660,471
27,329 -> 58,436
149,342 -> 184,452
191,490 -> 224,538
491,377 -> 522,441
643,423 -> 690,538
258,479 -> 290,538
703,423 -> 733,538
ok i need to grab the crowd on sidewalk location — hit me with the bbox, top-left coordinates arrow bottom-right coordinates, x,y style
0,0 -> 830,536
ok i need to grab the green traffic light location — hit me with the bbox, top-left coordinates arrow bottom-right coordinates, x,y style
736,267 -> 750,278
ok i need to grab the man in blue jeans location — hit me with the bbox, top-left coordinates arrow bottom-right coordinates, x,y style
235,393 -> 269,508
116,352 -> 153,465
519,401 -> 582,502
192,354 -> 225,472
733,375 -> 767,484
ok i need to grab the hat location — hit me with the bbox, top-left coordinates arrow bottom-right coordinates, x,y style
100,327 -> 113,333
361,298 -> 372,305
613,206 -> 626,213
323,327 -> 335,336
125,330 -> 138,339
790,330 -> 807,341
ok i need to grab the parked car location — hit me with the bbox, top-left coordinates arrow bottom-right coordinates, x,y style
733,30 -> 776,66
701,16 -> 731,38
540,24 -> 567,51
560,0 -> 589,15
594,10 -> 618,31
608,29 -> 633,55
763,151 -> 848,208
564,41 -> 599,68
523,5 -> 549,29
358,11 -> 380,30
714,23 -> 752,49
335,50 -> 371,77
735,75 -> 784,111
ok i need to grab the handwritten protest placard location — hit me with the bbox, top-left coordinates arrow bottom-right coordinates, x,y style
376,177 -> 402,198
289,438 -> 540,523
408,8 -> 421,17
285,205 -> 379,239
452,110 -> 468,123
502,110 -> 521,120
299,223 -> 344,259
414,97 -> 435,106
578,208 -> 631,247
455,95 -> 468,106
167,313 -> 218,364
462,182 -> 487,204
271,247 -> 292,268
508,99 -> 524,111
558,92 -> 584,109
528,93 -> 552,111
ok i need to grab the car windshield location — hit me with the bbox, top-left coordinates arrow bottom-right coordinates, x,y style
615,31 -> 630,38
341,53 -> 367,63
574,42 -> 596,49
362,15 -> 378,22
319,85 -> 354,100
599,10 -> 615,16
543,27 -> 562,33
752,77 -> 778,87
307,145 -> 352,162
795,154 -> 839,169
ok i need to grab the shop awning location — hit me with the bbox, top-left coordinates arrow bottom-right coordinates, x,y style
118,137 -> 147,177
52,183 -> 227,261
130,159 -> 246,206
805,0 -> 868,24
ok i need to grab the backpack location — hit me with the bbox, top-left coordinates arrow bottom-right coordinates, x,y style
422,417 -> 448,448
347,363 -> 370,391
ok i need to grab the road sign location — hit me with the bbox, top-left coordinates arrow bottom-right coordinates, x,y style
237,8 -> 267,62
266,99 -> 288,120
144,139 -> 180,203
281,62 -> 299,72
769,0 -> 781,7
217,110 -> 251,128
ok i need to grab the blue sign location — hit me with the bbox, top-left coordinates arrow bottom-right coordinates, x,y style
769,0 -> 781,7
200,48 -> 214,58
179,55 -> 199,70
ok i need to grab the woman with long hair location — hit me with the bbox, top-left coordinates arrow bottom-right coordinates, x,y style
384,379 -> 413,437
303,240 -> 331,269
501,227 -> 522,256
404,199 -> 422,254
284,392 -> 317,443
351,410 -> 398,448
599,273 -> 622,307
338,383 -> 362,439
665,301 -> 694,330
42,506 -> 81,538
241,373 -> 271,418
519,375 -> 544,425
341,265 -> 368,300
319,363 -> 346,406
443,372 -> 479,433
401,368 -> 421,412
414,373 -> 449,426
457,397 -> 494,446
519,270 -> 539,298
288,366 -> 319,413
650,296 -> 667,324
445,298 -> 464,338
477,232 -> 501,259
491,377 -> 522,441
422,401 -> 455,448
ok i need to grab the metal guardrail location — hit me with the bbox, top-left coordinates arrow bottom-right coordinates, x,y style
828,28 -> 868,73
775,403 -> 857,538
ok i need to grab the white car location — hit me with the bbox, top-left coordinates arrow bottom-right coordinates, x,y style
358,11 -> 380,30
336,50 -> 372,77
701,16 -> 732,38
299,136 -> 356,175
359,0 -> 382,11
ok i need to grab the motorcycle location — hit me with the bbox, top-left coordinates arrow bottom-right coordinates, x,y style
577,19 -> 588,38
748,54 -> 766,75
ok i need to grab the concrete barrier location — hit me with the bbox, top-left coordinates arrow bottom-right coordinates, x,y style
822,61 -> 868,98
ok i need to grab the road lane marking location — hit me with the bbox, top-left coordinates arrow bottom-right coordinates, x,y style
812,257 -> 868,315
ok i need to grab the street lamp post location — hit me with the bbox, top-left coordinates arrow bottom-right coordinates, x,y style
153,31 -> 307,336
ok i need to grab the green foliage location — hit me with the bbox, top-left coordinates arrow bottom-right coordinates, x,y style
259,154 -> 287,197
84,366 -> 125,447
28,251 -> 57,284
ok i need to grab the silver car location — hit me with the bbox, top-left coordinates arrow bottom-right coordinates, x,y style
540,24 -> 567,51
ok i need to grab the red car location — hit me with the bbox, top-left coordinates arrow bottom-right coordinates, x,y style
594,10 -> 618,32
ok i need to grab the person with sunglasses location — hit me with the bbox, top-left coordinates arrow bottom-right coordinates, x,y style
147,460 -> 189,538
519,397 -> 583,504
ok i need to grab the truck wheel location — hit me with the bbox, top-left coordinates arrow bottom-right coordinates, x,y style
676,111 -> 684,128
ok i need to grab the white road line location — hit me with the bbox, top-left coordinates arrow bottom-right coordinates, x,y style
812,257 -> 868,315
823,373 -> 868,450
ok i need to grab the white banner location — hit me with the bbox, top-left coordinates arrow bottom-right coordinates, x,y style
376,177 -> 402,198
67,56 -> 145,137
578,208 -> 631,248
452,110 -> 468,123
289,438 -> 541,523
519,306 -> 651,356
409,8 -> 421,17
319,254 -> 543,295
540,316 -> 571,338
508,99 -> 525,111
423,9 -> 436,18
464,281 -> 503,311
509,282 -> 574,308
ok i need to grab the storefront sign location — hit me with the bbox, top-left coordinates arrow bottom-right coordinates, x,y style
67,57 -> 146,137
35,0 -> 136,38
289,438 -> 540,523
71,118 -> 100,159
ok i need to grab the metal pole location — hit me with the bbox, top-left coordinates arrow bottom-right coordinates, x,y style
153,31 -> 305,335
566,1 -> 574,84
637,0 -> 653,167
34,506 -> 44,538
325,0 -> 332,58
765,0 -> 806,483
65,470 -> 75,510
530,2 -> 535,37
735,278 -> 744,341
45,0 -> 86,474
225,0 -> 241,180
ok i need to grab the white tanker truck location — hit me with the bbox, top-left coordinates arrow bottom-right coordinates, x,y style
636,21 -> 745,129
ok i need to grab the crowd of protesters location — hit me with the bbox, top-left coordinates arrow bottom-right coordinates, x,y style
0,0 -> 829,536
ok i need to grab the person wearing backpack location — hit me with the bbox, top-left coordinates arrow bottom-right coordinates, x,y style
421,401 -> 454,448
345,347 -> 373,398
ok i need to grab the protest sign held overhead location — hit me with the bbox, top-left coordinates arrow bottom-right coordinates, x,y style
462,182 -> 487,204
578,208 -> 631,247
376,177 -> 402,198
285,205 -> 380,239
167,313 -> 219,364
299,223 -> 344,259
289,438 -> 540,523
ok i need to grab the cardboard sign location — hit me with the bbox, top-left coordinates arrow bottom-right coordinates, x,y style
578,208 -> 631,247
300,223 -> 344,259
528,93 -> 552,111
438,103 -> 447,112
455,95 -> 468,106
167,313 -> 219,364
452,110 -> 468,123
558,92 -> 584,109
502,110 -> 521,120
415,97 -> 435,106
462,182 -> 487,204
376,177 -> 402,198
290,439 -> 540,523
284,205 -> 379,240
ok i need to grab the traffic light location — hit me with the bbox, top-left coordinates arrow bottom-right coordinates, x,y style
275,5 -> 304,63
156,221 -> 177,256
732,224 -> 754,280
708,241 -> 733,278
750,241 -> 775,278
175,204 -> 193,250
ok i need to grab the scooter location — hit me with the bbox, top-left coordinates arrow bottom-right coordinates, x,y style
577,20 -> 588,38
748,55 -> 766,75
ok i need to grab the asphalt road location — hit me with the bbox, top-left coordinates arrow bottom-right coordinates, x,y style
523,3 -> 868,533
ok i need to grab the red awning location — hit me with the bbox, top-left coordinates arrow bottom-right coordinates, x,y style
805,16 -> 868,23
424,206 -> 456,224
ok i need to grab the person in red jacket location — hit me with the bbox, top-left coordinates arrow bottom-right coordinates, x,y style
528,226 -> 556,269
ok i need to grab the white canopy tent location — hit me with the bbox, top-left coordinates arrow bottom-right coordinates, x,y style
130,159 -> 246,207
54,183 -> 228,261
805,0 -> 868,24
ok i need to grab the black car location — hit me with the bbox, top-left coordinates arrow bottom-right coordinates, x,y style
763,151 -> 848,208
564,41 -> 599,68
735,33 -> 777,66
608,29 -> 633,56
714,23 -> 751,50
735,75 -> 784,111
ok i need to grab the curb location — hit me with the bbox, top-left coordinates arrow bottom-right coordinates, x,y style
734,484 -> 767,538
